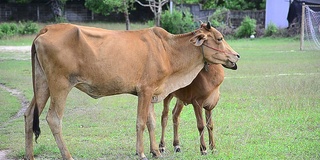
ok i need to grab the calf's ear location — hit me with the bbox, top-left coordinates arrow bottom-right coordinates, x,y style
190,33 -> 207,46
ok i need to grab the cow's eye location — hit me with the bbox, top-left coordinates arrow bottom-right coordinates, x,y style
217,37 -> 223,42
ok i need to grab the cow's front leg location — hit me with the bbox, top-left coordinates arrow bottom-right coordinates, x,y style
136,89 -> 153,160
147,104 -> 161,158
159,94 -> 173,153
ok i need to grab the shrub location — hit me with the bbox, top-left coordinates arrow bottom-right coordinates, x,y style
19,21 -> 39,35
160,9 -> 196,34
0,22 -> 39,39
209,7 -> 231,28
0,23 -> 19,36
265,22 -> 278,37
236,16 -> 256,38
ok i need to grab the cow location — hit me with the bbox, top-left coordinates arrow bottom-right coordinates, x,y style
159,63 -> 225,155
24,22 -> 239,160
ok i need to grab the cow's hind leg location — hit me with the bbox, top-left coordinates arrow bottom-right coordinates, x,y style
25,66 -> 50,160
46,79 -> 73,160
172,99 -> 184,153
159,94 -> 173,153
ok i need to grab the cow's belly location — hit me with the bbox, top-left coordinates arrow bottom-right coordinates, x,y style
75,80 -> 137,99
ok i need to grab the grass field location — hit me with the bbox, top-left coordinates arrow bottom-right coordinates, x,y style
0,24 -> 319,159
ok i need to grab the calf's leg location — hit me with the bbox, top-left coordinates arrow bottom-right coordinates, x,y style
192,100 -> 207,155
172,99 -> 184,152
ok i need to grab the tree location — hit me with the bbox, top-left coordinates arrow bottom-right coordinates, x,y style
202,0 -> 266,10
85,0 -> 135,30
135,0 -> 169,27
50,0 -> 68,19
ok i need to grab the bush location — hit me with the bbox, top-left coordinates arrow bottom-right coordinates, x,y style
0,23 -> 19,36
236,16 -> 256,38
19,21 -> 39,35
209,7 -> 231,28
160,9 -> 196,34
0,21 -> 39,39
265,22 -> 278,37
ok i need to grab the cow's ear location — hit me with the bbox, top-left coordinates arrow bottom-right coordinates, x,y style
190,33 -> 207,46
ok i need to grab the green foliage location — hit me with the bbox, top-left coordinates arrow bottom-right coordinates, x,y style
209,7 -> 230,28
0,23 -> 19,38
203,0 -> 266,10
18,21 -> 38,35
160,9 -> 195,34
0,22 -> 38,39
85,0 -> 135,15
53,16 -> 68,23
265,22 -> 278,37
236,16 -> 256,38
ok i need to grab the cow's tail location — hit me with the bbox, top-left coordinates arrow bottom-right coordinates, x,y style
31,41 -> 41,142
31,28 -> 47,142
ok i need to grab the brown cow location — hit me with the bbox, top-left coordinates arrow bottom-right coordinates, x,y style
159,63 -> 225,155
24,22 -> 239,160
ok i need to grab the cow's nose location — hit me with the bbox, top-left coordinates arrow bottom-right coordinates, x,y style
236,54 -> 240,59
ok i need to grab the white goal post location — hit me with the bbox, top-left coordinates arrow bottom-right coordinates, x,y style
300,3 -> 320,50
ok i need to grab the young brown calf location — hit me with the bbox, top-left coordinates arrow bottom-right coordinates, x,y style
159,63 -> 225,155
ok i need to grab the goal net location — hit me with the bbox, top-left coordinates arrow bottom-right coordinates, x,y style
301,5 -> 320,50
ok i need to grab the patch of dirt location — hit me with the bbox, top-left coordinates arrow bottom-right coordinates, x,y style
0,83 -> 29,119
0,46 -> 30,53
0,150 -> 10,160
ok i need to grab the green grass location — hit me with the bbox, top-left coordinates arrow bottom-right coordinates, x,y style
0,30 -> 319,159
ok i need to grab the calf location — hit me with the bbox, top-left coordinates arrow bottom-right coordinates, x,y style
159,63 -> 225,155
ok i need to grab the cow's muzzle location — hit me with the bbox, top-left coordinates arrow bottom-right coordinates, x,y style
223,62 -> 237,70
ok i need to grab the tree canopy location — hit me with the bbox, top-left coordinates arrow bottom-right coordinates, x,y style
174,0 -> 266,10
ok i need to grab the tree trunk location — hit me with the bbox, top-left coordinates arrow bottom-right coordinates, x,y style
123,0 -> 130,30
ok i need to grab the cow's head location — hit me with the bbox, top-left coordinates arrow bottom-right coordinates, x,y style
190,22 -> 239,70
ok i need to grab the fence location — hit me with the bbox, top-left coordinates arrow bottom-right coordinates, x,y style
184,4 -> 265,28
0,3 -> 265,28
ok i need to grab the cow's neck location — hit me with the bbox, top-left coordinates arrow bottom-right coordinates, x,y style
152,28 -> 205,102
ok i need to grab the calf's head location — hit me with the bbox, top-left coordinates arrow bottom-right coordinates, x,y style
190,22 -> 240,70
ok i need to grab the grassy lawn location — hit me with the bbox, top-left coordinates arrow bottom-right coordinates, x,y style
0,24 -> 319,159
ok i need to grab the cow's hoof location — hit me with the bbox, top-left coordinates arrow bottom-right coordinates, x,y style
201,150 -> 208,155
174,146 -> 181,152
159,146 -> 165,153
151,150 -> 161,158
